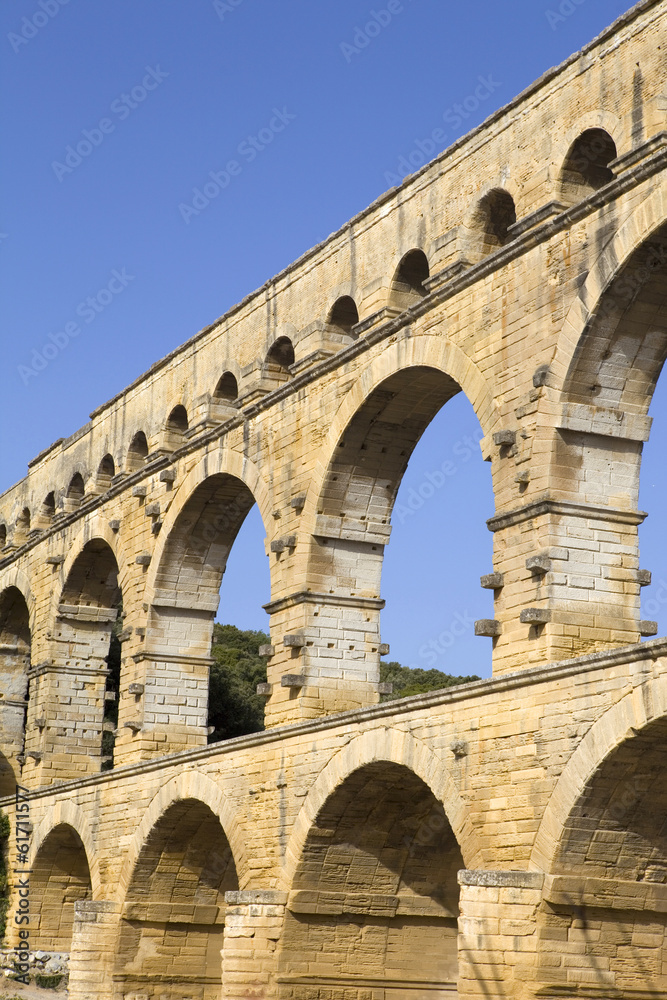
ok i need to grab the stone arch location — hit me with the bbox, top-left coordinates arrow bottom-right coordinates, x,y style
144,447 -> 271,604
531,669 -> 667,875
302,333 -> 495,535
389,247 -> 430,310
550,109 -> 626,191
47,519 -> 127,625
531,673 -> 667,994
279,732 -> 473,998
117,770 -> 248,899
30,800 -> 100,897
29,822 -> 93,952
327,295 -> 359,334
558,128 -> 617,203
464,186 -> 517,261
0,566 -> 36,625
0,582 -> 32,793
549,182 -> 667,394
284,727 -> 482,887
114,779 -> 241,999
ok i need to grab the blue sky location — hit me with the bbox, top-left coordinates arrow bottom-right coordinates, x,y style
2,0 -> 664,678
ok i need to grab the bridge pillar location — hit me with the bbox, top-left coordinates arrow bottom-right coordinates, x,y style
112,601 -> 211,765
68,899 -> 120,1000
457,870 -> 544,999
222,890 -> 286,1000
20,608 -> 111,787
262,593 -> 384,726
488,501 -> 645,674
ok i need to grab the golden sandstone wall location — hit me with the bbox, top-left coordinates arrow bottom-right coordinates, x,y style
0,1 -> 667,996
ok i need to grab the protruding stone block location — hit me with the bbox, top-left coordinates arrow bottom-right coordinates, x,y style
378,642 -> 390,655
480,572 -> 504,589
258,644 -> 275,657
378,681 -> 393,695
493,429 -> 516,447
132,485 -> 148,497
638,569 -> 652,586
128,683 -> 144,695
475,619 -> 502,636
281,674 -> 306,687
283,633 -> 305,648
135,553 -> 151,566
520,607 -> 551,624
639,620 -> 658,636
526,554 -> 551,574
256,682 -> 272,696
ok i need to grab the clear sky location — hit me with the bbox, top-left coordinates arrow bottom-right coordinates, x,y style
2,0 -> 664,679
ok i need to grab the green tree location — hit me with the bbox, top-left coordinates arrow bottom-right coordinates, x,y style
379,660 -> 479,700
207,624 -> 269,741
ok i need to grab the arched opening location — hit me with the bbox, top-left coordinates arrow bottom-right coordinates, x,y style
539,716 -> 667,993
65,472 -> 85,512
97,454 -> 115,489
560,128 -> 617,203
557,222 -> 667,651
115,799 -> 238,999
0,524 -> 6,549
31,824 -> 91,952
149,473 -> 269,748
390,249 -> 430,310
327,296 -> 359,334
56,540 -> 122,771
126,431 -> 149,472
213,371 -> 239,402
309,366 -> 493,685
469,188 -> 516,258
266,336 -> 295,373
41,492 -> 56,524
279,762 -> 462,996
14,507 -> 31,545
0,586 -> 31,793
167,404 -> 189,433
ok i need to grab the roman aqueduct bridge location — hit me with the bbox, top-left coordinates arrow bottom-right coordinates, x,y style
1,1 -> 667,996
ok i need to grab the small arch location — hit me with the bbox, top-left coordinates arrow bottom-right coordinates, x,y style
265,336 -> 295,371
65,472 -> 85,510
390,249 -> 430,309
126,430 -> 148,471
213,371 -> 238,402
327,295 -> 360,334
0,524 -> 6,548
15,507 -> 31,544
560,128 -> 617,202
97,454 -> 115,489
470,188 -> 516,257
41,492 -> 56,521
167,404 -> 189,433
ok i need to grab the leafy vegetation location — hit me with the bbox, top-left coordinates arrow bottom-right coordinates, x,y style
207,624 -> 269,741
379,660 -> 480,700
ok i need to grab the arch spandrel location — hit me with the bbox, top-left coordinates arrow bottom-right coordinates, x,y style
282,727 -> 483,889
116,770 -> 248,901
531,667 -> 667,876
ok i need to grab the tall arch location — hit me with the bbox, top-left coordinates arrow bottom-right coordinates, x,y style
25,538 -> 123,784
114,798 -> 238,999
0,586 -> 31,794
264,346 -> 494,726
118,455 -> 270,764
